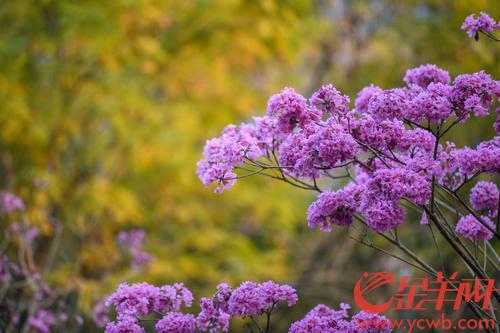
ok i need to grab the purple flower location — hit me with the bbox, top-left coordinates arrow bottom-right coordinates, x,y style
451,71 -> 497,121
470,181 -> 498,216
267,87 -> 320,133
227,281 -> 297,317
310,84 -> 350,116
406,82 -> 453,123
305,120 -> 358,169
355,84 -> 383,114
258,281 -> 298,308
289,304 -> 355,333
404,64 -> 451,88
307,185 -> 364,232
105,282 -> 192,317
196,298 -> 230,333
0,192 -> 24,215
156,312 -> 196,333
105,316 -> 145,333
361,198 -> 405,233
456,214 -> 495,241
196,161 -> 237,193
461,12 -> 498,39
366,88 -> 408,121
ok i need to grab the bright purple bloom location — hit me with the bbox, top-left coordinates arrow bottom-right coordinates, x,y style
404,64 -> 451,88
227,281 -> 297,317
361,198 -> 405,233
197,298 -> 230,333
355,84 -> 383,114
105,316 -> 145,333
267,87 -> 319,133
289,304 -> 362,333
305,120 -> 358,169
406,82 -> 453,123
196,161 -> 237,194
156,313 -> 196,333
310,84 -> 350,116
461,12 -> 498,39
366,88 -> 408,121
456,214 -> 495,241
105,282 -> 192,317
451,71 -> 498,121
307,185 -> 364,232
470,181 -> 498,216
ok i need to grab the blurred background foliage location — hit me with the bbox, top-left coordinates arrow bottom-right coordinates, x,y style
0,0 -> 498,331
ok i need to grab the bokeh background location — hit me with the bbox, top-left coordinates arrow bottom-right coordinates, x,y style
0,0 -> 499,331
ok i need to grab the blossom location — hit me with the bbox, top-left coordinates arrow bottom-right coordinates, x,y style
305,120 -> 358,170
455,214 -> 495,241
366,88 -> 408,121
196,161 -> 237,193
259,281 -> 298,308
470,181 -> 498,216
361,198 -> 405,232
350,115 -> 405,150
227,281 -> 297,317
105,316 -> 145,333
310,84 -> 350,116
461,12 -> 498,39
406,82 -> 452,123
289,304 -> 377,333
404,64 -> 451,88
156,312 -> 196,333
105,282 -> 192,317
196,298 -> 230,333
450,71 -> 497,121
307,185 -> 364,232
214,283 -> 232,312
355,84 -> 383,114
267,87 -> 319,133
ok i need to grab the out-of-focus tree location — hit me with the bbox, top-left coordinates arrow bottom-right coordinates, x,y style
0,0 -> 315,324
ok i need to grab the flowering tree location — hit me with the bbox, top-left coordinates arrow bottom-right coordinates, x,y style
195,14 -> 500,332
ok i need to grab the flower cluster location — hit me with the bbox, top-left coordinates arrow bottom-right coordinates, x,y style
116,229 -> 153,269
289,304 -> 391,333
198,64 -> 499,235
455,214 -> 495,241
104,282 -> 193,333
461,12 -> 499,40
102,280 -> 395,333
470,181 -> 499,216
